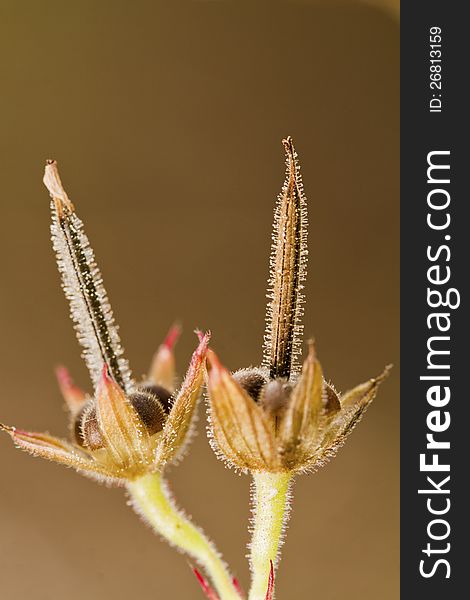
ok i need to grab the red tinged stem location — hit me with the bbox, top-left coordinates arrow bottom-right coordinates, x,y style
265,561 -> 275,600
192,567 -> 221,600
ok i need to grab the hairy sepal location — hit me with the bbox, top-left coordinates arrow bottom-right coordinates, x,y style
207,350 -> 279,473
154,332 -> 210,467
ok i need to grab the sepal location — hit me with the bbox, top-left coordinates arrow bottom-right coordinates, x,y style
316,365 -> 392,463
95,366 -> 154,471
0,423 -> 118,482
149,324 -> 181,392
206,350 -> 279,473
278,342 -> 323,469
154,332 -> 210,466
55,365 -> 88,414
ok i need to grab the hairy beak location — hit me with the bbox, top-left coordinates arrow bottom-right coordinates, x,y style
44,160 -> 133,394
263,137 -> 308,381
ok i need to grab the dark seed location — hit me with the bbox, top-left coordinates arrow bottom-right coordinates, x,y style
81,407 -> 104,450
139,384 -> 173,414
232,368 -> 268,402
72,404 -> 91,448
323,383 -> 341,415
128,391 -> 166,434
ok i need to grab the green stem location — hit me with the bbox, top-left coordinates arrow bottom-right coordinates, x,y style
248,471 -> 293,600
127,472 -> 240,600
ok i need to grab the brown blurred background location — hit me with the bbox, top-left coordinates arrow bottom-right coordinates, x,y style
0,1 -> 399,599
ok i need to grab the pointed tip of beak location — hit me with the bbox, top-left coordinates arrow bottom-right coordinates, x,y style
377,364 -> 393,383
282,135 -> 294,154
43,159 -> 61,194
44,160 -> 74,212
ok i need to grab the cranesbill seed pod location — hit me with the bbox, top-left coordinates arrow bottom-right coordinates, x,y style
0,161 -> 211,485
206,138 -> 391,475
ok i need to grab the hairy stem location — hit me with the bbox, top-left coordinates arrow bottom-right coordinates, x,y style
248,471 -> 293,600
127,472 -> 240,600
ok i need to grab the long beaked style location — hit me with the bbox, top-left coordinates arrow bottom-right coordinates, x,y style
262,137 -> 308,380
44,161 -> 133,394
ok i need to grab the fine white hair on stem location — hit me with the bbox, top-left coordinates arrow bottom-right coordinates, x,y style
44,160 -> 133,394
263,137 -> 308,381
248,471 -> 293,600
